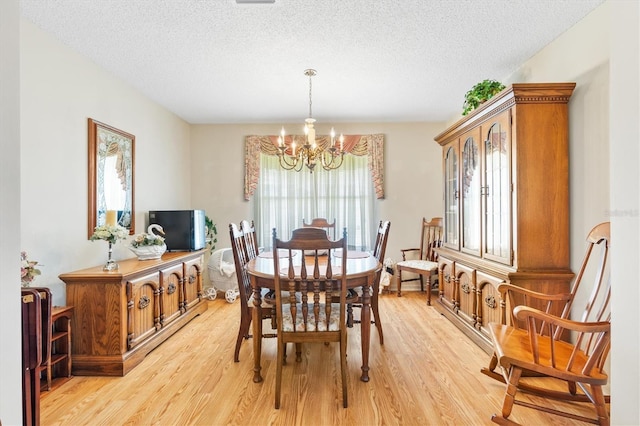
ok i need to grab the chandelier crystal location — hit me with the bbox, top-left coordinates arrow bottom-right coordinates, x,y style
276,69 -> 345,172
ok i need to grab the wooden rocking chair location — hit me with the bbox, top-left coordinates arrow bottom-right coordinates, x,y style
481,222 -> 611,425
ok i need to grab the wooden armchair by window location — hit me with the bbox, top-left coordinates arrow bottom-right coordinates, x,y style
481,222 -> 611,425
396,217 -> 443,304
348,220 -> 390,344
272,227 -> 349,409
229,222 -> 276,362
302,217 -> 337,240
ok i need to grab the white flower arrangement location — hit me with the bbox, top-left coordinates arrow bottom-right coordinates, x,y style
21,251 -> 41,287
90,224 -> 129,244
131,232 -> 165,248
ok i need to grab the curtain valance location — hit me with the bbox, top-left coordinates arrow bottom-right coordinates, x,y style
244,134 -> 384,200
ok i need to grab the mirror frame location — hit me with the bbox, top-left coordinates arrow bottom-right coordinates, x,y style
88,118 -> 135,238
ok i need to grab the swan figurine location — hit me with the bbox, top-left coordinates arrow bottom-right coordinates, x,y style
129,224 -> 167,260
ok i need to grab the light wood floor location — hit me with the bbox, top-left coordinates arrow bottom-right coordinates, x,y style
41,292 -> 603,425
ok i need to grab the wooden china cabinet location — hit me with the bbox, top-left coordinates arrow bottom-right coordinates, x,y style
59,251 -> 207,376
434,83 -> 576,353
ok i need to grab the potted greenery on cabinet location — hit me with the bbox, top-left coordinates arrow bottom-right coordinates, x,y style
462,79 -> 505,115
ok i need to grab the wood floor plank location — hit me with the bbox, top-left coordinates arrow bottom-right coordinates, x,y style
40,291 -> 604,425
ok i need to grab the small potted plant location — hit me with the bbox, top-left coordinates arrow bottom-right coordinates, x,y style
462,79 -> 506,115
205,215 -> 218,253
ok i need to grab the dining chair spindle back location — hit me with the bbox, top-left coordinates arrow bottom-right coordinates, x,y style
272,226 -> 349,409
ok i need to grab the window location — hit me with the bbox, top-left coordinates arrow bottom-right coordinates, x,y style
253,153 -> 377,250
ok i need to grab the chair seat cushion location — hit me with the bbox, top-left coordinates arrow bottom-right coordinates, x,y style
396,259 -> 438,272
281,303 -> 341,332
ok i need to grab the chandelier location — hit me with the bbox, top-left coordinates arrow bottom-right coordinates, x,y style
276,69 -> 345,172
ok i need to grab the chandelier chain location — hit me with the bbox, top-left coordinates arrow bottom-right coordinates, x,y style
308,70 -> 313,119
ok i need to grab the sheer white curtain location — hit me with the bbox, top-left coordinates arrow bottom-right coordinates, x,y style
254,153 -> 377,250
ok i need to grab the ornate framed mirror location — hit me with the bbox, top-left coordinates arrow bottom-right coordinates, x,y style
88,118 -> 135,238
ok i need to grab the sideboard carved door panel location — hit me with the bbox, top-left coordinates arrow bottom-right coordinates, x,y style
160,263 -> 183,325
127,272 -> 160,350
183,257 -> 203,311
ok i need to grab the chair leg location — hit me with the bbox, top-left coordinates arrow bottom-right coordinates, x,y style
397,270 -> 403,297
419,275 -> 424,292
275,339 -> 284,409
425,275 -> 431,305
347,303 -> 354,327
340,334 -> 348,408
371,288 -> 384,345
501,367 -> 523,419
234,311 -> 252,362
591,384 -> 610,426
295,343 -> 302,362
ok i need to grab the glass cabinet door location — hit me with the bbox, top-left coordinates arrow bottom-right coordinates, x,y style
460,129 -> 481,256
482,110 -> 512,264
443,142 -> 459,250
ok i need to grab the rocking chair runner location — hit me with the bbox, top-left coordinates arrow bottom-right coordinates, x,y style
481,222 -> 611,425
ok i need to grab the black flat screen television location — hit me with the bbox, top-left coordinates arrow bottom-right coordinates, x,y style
148,210 -> 206,251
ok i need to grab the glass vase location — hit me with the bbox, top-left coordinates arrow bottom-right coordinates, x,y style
104,241 -> 119,271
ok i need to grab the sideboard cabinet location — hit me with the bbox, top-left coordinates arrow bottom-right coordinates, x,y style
59,251 -> 207,376
434,83 -> 576,353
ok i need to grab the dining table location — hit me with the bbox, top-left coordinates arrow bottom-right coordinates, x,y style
246,249 -> 381,383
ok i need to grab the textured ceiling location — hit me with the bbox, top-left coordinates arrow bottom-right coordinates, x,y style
20,0 -> 604,124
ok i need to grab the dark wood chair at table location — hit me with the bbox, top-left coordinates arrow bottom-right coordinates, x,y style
396,217 -> 443,304
240,219 -> 260,259
229,222 -> 276,362
348,220 -> 391,344
302,217 -> 337,240
272,226 -> 349,409
481,222 -> 611,426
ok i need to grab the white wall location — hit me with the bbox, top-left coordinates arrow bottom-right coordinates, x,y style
609,1 -> 640,423
19,20 -> 193,306
0,1 -> 23,424
190,122 -> 444,269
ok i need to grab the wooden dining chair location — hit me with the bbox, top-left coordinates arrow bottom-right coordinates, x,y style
481,222 -> 611,425
348,220 -> 390,344
302,217 -> 337,240
396,217 -> 443,304
229,222 -> 275,362
272,226 -> 349,409
240,219 -> 260,259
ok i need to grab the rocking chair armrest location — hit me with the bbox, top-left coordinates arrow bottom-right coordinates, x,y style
400,248 -> 419,261
496,282 -> 573,303
514,305 -> 611,333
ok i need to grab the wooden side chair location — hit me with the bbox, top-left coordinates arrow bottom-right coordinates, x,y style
272,226 -> 349,409
302,217 -> 337,240
240,219 -> 260,259
481,222 -> 611,425
229,222 -> 275,362
348,220 -> 391,344
396,217 -> 443,304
